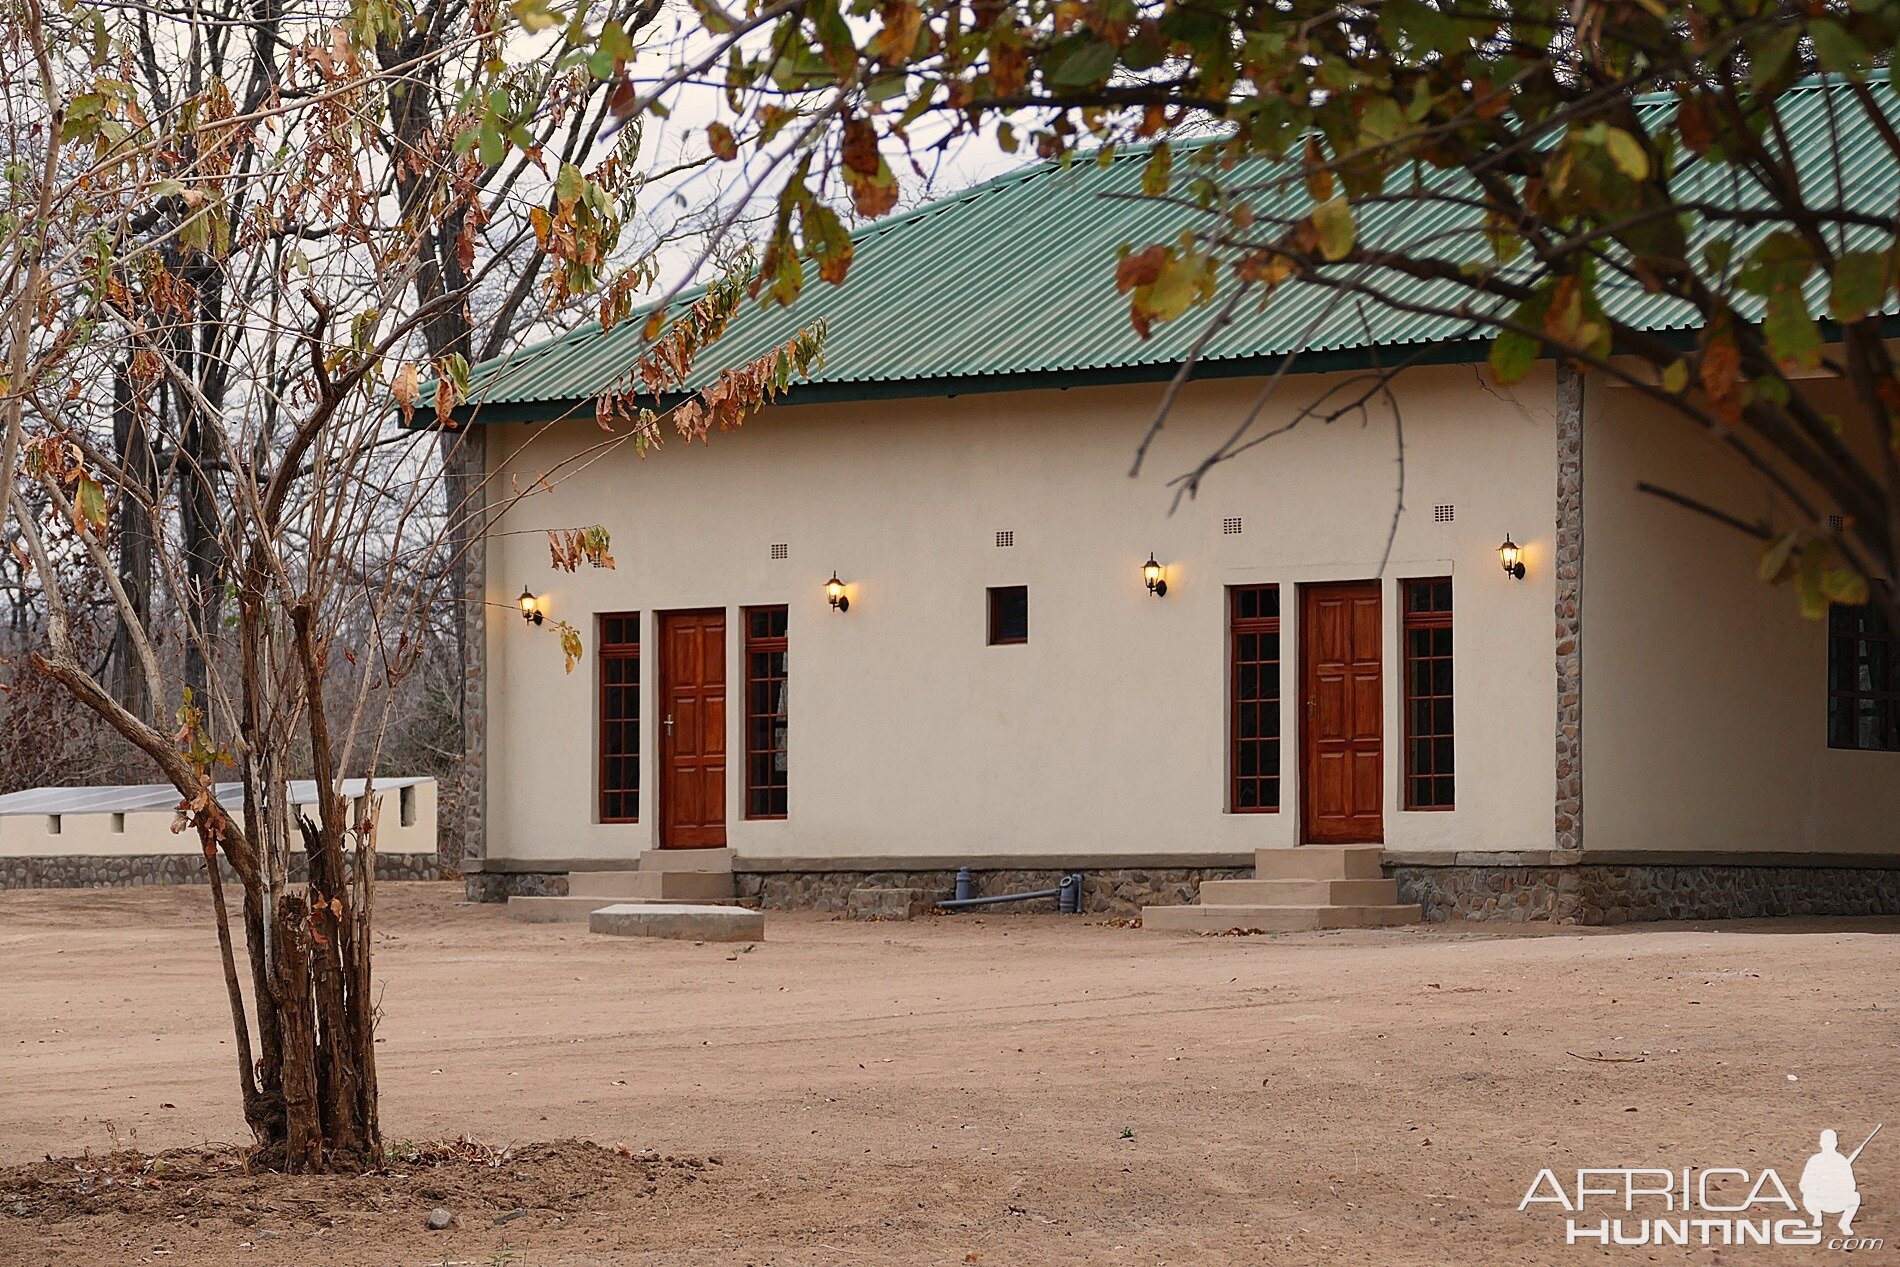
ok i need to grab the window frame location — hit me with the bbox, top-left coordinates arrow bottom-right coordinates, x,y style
1828,601 -> 1900,752
1227,584 -> 1282,814
596,612 -> 641,824
743,605 -> 790,820
1401,577 -> 1455,811
987,585 -> 1029,646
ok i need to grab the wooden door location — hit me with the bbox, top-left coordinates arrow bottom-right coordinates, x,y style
658,609 -> 726,848
1300,582 -> 1384,844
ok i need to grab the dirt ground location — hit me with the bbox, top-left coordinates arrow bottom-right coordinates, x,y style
0,883 -> 1893,1266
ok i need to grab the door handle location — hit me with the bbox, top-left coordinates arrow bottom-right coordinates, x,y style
664,713 -> 675,739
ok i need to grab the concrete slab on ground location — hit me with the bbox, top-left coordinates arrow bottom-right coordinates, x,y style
589,902 -> 764,941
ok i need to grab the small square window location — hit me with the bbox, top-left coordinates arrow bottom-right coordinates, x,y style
987,586 -> 1028,645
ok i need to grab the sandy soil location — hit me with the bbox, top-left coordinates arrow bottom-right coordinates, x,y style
0,883 -> 1894,1265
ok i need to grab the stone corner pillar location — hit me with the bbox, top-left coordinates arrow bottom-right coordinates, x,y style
1554,365 -> 1585,853
446,425 -> 488,874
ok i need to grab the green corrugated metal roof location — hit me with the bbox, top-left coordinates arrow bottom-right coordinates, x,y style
444,79 -> 1900,423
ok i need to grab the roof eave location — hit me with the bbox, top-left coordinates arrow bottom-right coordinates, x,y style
441,336 -> 1506,426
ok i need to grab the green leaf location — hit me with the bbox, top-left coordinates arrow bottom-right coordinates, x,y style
1359,95 -> 1404,148
509,0 -> 560,32
1660,359 -> 1688,394
1602,127 -> 1649,181
74,474 -> 107,534
1828,250 -> 1888,323
1489,328 -> 1540,384
1749,26 -> 1802,94
1795,541 -> 1833,619
1050,40 -> 1115,88
1821,558 -> 1869,606
1736,230 -> 1814,297
1763,288 -> 1822,371
598,19 -> 637,61
1312,196 -> 1353,261
1808,20 -> 1871,78
1758,530 -> 1798,582
1145,253 -> 1207,322
1140,143 -> 1171,197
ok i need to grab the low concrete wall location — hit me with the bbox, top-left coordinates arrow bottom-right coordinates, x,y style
1,850 -> 439,890
0,780 -> 438,859
0,778 -> 441,889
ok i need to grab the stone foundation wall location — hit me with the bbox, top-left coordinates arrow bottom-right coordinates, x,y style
0,851 -> 439,890
464,857 -> 1896,926
463,870 -> 568,903
736,867 -> 1251,917
1394,863 -> 1900,925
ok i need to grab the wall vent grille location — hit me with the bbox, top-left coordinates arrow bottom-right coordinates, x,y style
1222,517 -> 1243,535
1433,504 -> 1455,523
995,530 -> 1014,548
769,542 -> 788,560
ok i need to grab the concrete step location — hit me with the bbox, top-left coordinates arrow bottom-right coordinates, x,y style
568,869 -> 735,901
1199,877 -> 1399,905
507,892 -> 746,922
1253,846 -> 1386,881
1140,903 -> 1422,933
590,903 -> 763,942
507,894 -> 615,923
637,847 -> 735,874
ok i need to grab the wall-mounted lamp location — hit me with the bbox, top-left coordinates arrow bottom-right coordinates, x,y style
824,571 -> 850,613
1498,534 -> 1526,580
518,587 -> 545,625
1142,553 -> 1169,598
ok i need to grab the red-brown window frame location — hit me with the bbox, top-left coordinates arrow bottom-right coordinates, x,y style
1228,584 -> 1281,814
1401,578 -> 1455,811
744,605 -> 789,819
1829,601 -> 1900,751
597,612 -> 641,824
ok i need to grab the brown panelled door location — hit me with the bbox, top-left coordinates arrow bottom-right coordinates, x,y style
1300,581 -> 1384,844
658,609 -> 727,848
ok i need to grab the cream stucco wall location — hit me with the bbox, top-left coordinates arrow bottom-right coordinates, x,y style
1582,376 -> 1900,854
483,363 -> 1565,865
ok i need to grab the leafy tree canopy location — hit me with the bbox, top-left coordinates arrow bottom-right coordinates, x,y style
626,0 -> 1900,618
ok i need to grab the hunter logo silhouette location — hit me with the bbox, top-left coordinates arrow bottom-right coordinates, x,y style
1801,1125 -> 1879,1236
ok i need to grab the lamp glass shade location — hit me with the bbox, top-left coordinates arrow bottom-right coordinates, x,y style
1499,536 -> 1523,575
1143,556 -> 1163,587
824,573 -> 846,603
517,588 -> 537,616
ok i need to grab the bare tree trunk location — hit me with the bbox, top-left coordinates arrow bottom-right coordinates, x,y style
271,893 -> 322,1171
110,365 -> 154,721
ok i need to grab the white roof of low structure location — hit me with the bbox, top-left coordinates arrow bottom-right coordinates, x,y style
0,777 -> 433,816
